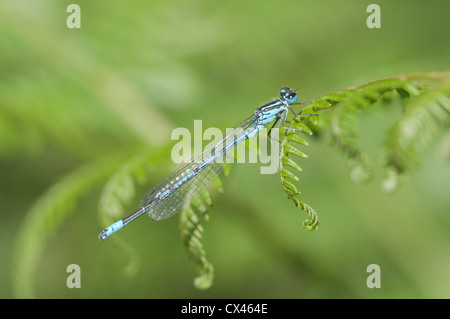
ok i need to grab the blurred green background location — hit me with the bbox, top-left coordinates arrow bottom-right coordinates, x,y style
1,0 -> 449,298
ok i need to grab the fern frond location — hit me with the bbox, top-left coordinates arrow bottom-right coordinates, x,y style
177,72 -> 449,289
304,72 -> 450,189
329,86 -> 383,184
180,205 -> 214,290
276,72 -> 449,232
178,163 -> 229,289
279,115 -> 319,231
12,157 -> 122,298
382,85 -> 450,193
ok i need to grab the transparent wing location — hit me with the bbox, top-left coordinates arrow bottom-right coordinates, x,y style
139,114 -> 257,221
148,161 -> 225,220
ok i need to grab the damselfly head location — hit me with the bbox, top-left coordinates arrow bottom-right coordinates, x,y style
280,87 -> 298,104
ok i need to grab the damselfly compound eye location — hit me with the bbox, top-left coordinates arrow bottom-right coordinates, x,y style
280,87 -> 298,104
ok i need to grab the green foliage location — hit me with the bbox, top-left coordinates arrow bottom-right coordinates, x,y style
180,205 -> 214,290
303,73 -> 450,193
179,164 -> 229,289
178,72 -> 450,287
12,158 -> 122,298
381,85 -> 450,193
10,72 -> 450,295
279,114 -> 319,231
